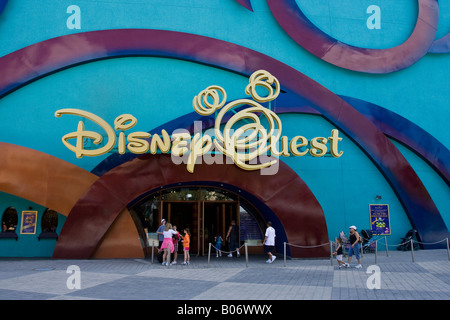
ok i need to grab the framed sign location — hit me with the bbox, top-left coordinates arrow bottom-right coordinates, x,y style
20,211 -> 38,235
369,204 -> 390,235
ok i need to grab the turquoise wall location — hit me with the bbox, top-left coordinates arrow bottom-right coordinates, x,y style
0,0 -> 448,255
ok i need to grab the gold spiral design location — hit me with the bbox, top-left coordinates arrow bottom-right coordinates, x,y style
192,85 -> 227,116
213,99 -> 282,171
193,70 -> 282,171
245,70 -> 280,102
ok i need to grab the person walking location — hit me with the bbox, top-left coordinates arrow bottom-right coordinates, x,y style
333,237 -> 346,268
262,221 -> 276,263
214,233 -> 223,257
344,225 -> 362,268
226,220 -> 240,257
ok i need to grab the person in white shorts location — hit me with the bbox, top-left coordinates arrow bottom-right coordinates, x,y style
333,237 -> 345,268
263,221 -> 276,263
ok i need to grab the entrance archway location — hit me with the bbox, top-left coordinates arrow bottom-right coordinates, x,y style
53,154 -> 329,259
130,185 -> 267,256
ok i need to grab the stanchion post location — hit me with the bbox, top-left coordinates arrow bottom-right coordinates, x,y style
245,243 -> 248,268
410,239 -> 415,263
384,236 -> 389,257
330,241 -> 333,266
208,243 -> 211,267
151,242 -> 154,264
446,238 -> 449,261
283,242 -> 287,267
375,239 -> 378,265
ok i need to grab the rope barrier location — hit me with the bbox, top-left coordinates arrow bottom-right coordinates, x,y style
208,243 -> 248,267
288,242 -> 330,248
283,241 -> 333,267
412,238 -> 448,245
282,237 -> 450,266
385,240 -> 410,247
151,236 -> 449,267
209,243 -> 246,255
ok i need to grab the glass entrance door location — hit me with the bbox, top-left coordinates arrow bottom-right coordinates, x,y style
162,201 -> 238,256
163,201 -> 199,255
130,185 -> 266,257
203,201 -> 238,255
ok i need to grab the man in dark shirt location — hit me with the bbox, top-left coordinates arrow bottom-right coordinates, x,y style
226,220 -> 240,257
156,219 -> 166,250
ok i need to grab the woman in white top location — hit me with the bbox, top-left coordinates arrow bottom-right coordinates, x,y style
160,223 -> 179,266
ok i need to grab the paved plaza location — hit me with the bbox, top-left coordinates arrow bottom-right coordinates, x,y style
0,249 -> 449,301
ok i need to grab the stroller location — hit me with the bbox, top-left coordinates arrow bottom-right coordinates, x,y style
361,229 -> 376,253
397,229 -> 420,251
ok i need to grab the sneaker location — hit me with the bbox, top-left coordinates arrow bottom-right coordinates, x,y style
237,252 -> 240,257
227,253 -> 233,258
170,261 -> 177,265
271,256 -> 276,263
162,262 -> 167,266
266,259 -> 271,263
355,264 -> 362,269
182,261 -> 187,265
187,261 -> 190,265
344,263 -> 350,268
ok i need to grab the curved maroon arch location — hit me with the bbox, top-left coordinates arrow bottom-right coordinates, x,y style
267,0 -> 439,73
53,154 -> 329,259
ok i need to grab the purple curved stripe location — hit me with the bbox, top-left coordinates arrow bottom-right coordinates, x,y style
265,94 -> 450,188
428,33 -> 450,53
339,96 -> 450,187
234,0 -> 253,12
0,0 -> 7,15
267,0 -> 439,73
0,29 -> 447,246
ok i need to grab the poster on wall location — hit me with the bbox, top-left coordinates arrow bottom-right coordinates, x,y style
20,211 -> 38,235
369,204 -> 390,235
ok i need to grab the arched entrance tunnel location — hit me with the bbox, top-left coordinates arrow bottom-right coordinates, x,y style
52,154 -> 330,259
129,183 -> 272,257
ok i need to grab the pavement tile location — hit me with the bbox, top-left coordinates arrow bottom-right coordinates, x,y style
0,288 -> 56,300
0,249 -> 448,300
64,275 -> 219,300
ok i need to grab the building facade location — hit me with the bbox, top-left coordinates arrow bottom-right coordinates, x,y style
0,0 -> 448,258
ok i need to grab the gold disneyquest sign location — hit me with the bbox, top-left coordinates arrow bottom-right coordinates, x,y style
56,70 -> 343,174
